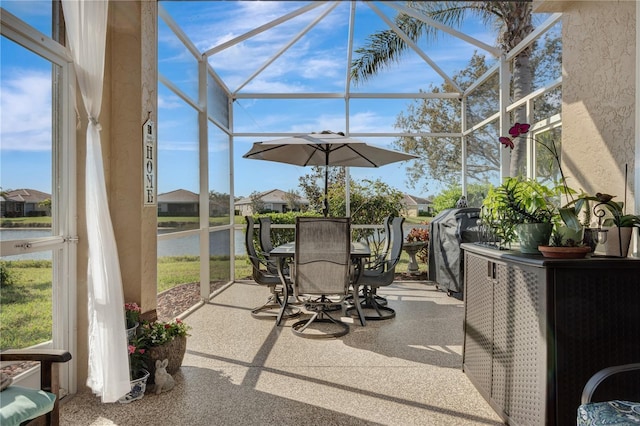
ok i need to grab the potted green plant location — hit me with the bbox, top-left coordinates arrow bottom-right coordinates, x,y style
481,176 -> 556,253
138,318 -> 191,384
596,200 -> 640,257
559,192 -> 605,251
124,302 -> 141,341
486,122 -> 588,253
119,336 -> 150,404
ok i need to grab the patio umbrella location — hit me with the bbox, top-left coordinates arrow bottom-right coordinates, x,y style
243,131 -> 418,216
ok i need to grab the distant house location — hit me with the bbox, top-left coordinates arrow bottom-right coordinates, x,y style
401,194 -> 433,217
1,189 -> 51,217
235,189 -> 309,216
157,189 -> 199,216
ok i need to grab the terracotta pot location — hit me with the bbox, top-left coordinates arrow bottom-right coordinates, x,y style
538,245 -> 591,259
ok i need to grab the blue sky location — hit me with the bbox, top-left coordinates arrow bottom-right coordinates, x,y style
1,1 -> 507,199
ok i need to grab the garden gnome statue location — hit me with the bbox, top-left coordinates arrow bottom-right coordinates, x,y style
154,359 -> 176,394
456,195 -> 468,208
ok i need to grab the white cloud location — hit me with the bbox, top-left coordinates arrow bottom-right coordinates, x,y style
0,69 -> 52,152
158,93 -> 184,110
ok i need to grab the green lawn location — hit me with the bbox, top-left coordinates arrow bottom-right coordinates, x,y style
0,260 -> 54,350
2,251 -> 426,349
2,214 -> 430,349
0,216 -> 52,227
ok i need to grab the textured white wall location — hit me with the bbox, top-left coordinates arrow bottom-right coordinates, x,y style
561,1 -> 636,218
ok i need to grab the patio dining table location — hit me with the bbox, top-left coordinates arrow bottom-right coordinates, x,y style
269,241 -> 371,327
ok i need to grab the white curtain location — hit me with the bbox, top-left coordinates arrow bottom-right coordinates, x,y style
61,0 -> 130,403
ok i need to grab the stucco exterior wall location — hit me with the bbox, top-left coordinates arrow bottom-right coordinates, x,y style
561,1 -> 636,218
74,0 -> 158,388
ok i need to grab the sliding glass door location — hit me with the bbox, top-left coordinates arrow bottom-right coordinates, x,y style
0,6 -> 76,394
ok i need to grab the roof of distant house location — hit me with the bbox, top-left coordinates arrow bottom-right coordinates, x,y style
235,189 -> 309,206
157,189 -> 199,203
402,194 -> 432,206
2,188 -> 51,203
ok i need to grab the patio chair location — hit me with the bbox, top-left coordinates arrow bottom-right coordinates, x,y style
347,215 -> 391,307
258,217 -> 274,253
577,363 -> 640,425
257,217 -> 278,274
0,349 -> 72,426
365,215 -> 392,271
245,216 -> 299,320
347,216 -> 404,321
291,217 -> 352,339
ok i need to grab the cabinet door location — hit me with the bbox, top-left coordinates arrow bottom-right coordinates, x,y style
492,261 -> 546,425
463,252 -> 494,396
553,267 -> 640,426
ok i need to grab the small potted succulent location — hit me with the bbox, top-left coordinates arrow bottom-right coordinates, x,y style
538,229 -> 591,259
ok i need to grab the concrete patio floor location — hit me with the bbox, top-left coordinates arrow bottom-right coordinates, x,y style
60,280 -> 504,425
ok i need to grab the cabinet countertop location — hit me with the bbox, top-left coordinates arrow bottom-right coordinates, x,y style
460,242 -> 640,268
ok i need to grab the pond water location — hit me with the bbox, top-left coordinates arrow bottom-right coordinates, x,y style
1,229 -> 247,260
2,223 -> 428,261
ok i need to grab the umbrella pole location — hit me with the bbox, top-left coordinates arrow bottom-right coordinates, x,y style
323,161 -> 329,217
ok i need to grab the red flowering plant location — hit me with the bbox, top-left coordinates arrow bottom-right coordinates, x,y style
498,122 -> 582,232
138,318 -> 191,348
405,226 -> 429,263
405,227 -> 428,243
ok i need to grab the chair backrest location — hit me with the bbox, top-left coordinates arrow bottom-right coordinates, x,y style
386,216 -> 405,270
360,216 -> 404,287
294,217 -> 351,296
378,215 -> 392,258
245,216 -> 280,285
258,217 -> 274,253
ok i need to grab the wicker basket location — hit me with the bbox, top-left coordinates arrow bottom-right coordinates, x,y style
146,335 -> 186,384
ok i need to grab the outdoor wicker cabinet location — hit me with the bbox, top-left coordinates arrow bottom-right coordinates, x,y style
461,243 -> 640,426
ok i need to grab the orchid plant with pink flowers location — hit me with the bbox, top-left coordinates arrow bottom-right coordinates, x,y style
498,122 -> 582,232
499,123 -> 570,197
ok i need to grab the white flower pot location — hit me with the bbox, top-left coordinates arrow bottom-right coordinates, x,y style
119,369 -> 150,403
602,226 -> 633,257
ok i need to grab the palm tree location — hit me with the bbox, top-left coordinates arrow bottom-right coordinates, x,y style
350,1 -> 534,176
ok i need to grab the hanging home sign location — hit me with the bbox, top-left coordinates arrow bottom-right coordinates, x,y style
143,117 -> 157,206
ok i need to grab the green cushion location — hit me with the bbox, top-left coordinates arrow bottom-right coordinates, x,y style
0,385 -> 57,426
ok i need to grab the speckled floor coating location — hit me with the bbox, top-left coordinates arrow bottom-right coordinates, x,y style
60,281 -> 504,425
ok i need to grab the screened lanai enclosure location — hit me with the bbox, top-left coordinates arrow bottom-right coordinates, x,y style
156,1 -> 562,291
0,1 -> 563,357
